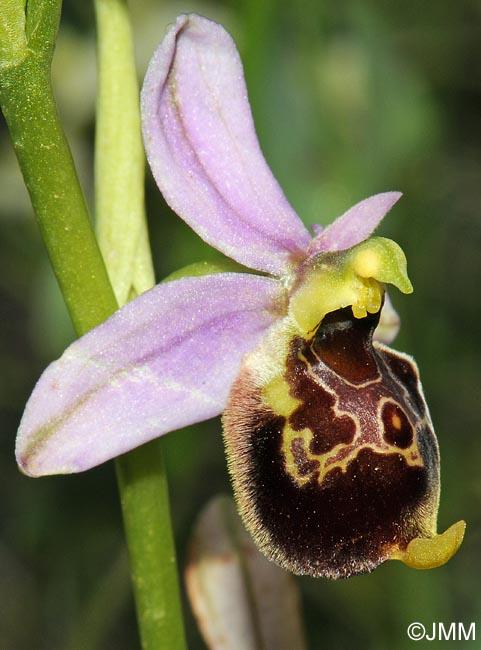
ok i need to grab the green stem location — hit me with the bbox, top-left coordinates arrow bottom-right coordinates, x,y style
0,1 -> 117,333
116,442 -> 186,650
1,2 -> 186,648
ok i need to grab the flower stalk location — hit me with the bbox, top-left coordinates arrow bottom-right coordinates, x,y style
116,442 -> 186,650
1,1 -> 186,647
0,0 -> 117,332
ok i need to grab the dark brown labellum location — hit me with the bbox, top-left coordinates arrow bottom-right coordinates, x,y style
223,306 -> 440,578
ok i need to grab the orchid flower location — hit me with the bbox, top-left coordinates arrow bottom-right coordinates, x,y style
15,14 -> 464,578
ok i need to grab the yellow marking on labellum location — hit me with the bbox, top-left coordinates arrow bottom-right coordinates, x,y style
282,419 -> 422,488
283,423 -> 317,485
261,339 -> 425,489
262,370 -> 318,486
392,413 -> 402,429
280,413 -> 425,489
262,374 -> 300,418
301,353 -> 423,474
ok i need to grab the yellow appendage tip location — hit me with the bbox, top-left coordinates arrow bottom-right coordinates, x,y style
394,520 -> 466,570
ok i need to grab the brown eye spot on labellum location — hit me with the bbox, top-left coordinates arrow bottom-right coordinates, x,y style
382,401 -> 413,449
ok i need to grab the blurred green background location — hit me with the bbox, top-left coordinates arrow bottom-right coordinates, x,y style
1,0 -> 480,648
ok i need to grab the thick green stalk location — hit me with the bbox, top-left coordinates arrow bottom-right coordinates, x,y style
94,1 -> 186,648
1,2 -> 186,648
0,0 -> 118,332
116,443 -> 186,650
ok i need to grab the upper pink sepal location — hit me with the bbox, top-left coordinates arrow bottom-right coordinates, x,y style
16,273 -> 283,476
141,14 -> 311,277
